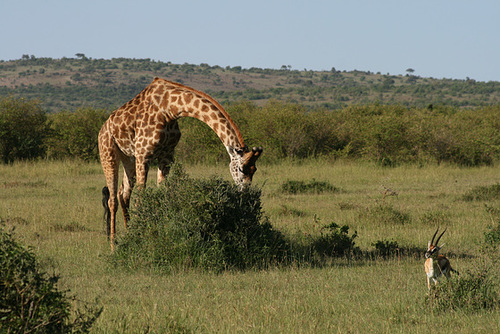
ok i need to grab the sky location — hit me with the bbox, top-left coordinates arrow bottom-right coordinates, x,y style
1,0 -> 499,82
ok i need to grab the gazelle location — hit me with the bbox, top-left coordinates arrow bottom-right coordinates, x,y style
424,227 -> 459,290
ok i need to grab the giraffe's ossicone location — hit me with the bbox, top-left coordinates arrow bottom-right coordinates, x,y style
98,77 -> 262,250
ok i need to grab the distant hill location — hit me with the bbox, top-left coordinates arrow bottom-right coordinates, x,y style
1,56 -> 499,112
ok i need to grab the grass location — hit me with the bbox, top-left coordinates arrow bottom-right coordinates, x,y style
0,159 -> 499,333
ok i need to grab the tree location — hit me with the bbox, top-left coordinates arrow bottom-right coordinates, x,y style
46,107 -> 109,161
406,68 -> 415,74
0,97 -> 48,163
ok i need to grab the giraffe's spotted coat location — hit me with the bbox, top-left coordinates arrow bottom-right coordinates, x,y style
98,78 -> 263,250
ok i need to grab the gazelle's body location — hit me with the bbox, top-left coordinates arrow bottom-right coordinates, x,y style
424,228 -> 458,290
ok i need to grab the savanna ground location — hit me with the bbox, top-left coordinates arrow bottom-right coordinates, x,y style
1,159 -> 499,333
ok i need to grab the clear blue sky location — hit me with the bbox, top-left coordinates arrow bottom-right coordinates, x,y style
1,0 -> 499,82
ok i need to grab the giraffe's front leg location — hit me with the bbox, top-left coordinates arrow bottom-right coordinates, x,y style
157,152 -> 175,184
135,155 -> 150,189
118,157 -> 136,229
156,122 -> 181,184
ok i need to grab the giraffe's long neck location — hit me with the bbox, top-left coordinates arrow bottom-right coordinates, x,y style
151,78 -> 247,155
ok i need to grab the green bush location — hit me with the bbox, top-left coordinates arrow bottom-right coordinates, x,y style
46,107 -> 109,161
280,179 -> 340,194
0,226 -> 101,333
112,164 -> 289,272
311,222 -> 358,257
484,220 -> 500,249
372,239 -> 399,258
360,204 -> 412,225
428,268 -> 499,312
0,97 -> 48,163
462,183 -> 500,201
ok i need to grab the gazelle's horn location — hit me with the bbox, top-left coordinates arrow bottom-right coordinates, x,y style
430,227 -> 439,245
435,227 -> 447,246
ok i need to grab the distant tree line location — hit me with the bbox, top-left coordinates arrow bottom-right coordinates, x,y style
1,57 -> 500,113
1,96 -> 499,166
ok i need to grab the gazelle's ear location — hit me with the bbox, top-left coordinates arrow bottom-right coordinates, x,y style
428,240 -> 431,247
439,243 -> 445,248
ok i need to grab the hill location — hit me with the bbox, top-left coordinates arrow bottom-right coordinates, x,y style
1,56 -> 499,112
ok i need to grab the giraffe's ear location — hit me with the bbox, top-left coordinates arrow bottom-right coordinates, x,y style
227,146 -> 244,158
242,147 -> 263,166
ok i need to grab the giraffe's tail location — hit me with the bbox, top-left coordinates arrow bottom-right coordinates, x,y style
102,186 -> 111,239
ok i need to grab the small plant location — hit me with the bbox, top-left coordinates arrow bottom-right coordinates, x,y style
278,204 -> 306,217
484,220 -> 500,249
427,267 -> 499,312
0,226 -> 102,333
360,204 -> 411,225
311,222 -> 358,257
419,211 -> 449,226
280,179 -> 340,195
372,239 -> 399,258
462,183 -> 500,201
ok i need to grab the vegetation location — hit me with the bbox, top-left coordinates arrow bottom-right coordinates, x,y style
113,164 -> 289,272
0,97 -> 48,163
0,160 -> 499,332
1,97 -> 499,167
1,57 -> 499,112
0,225 -> 102,333
1,56 -> 499,332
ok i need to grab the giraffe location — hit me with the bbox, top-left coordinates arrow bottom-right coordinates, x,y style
98,77 -> 263,250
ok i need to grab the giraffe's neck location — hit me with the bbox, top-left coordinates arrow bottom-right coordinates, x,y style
148,78 -> 247,155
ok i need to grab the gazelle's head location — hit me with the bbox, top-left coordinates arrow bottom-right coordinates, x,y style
228,146 -> 263,187
425,227 -> 446,259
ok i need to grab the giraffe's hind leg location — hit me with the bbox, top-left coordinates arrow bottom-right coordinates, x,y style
118,156 -> 136,229
99,150 -> 120,250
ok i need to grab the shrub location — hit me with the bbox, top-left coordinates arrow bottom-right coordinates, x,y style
0,97 -> 48,163
372,239 -> 399,258
428,267 -> 499,312
419,211 -> 449,226
280,179 -> 340,195
311,222 -> 358,257
112,164 -> 289,272
484,220 -> 500,249
360,204 -> 411,225
462,183 -> 500,201
0,226 -> 101,333
46,107 -> 109,161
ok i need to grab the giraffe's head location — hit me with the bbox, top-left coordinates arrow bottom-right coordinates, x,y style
228,146 -> 263,187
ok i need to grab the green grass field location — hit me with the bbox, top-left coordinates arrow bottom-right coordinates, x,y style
1,160 -> 499,333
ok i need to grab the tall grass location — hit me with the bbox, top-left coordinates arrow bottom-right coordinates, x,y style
0,160 -> 499,332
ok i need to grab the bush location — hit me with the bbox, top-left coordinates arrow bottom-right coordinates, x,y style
0,97 -> 48,163
311,222 -> 358,257
372,239 -> 399,258
360,204 -> 411,225
484,220 -> 500,250
112,164 -> 289,272
428,267 -> 499,312
46,107 -> 109,161
462,183 -> 500,201
280,179 -> 340,194
0,226 -> 101,333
